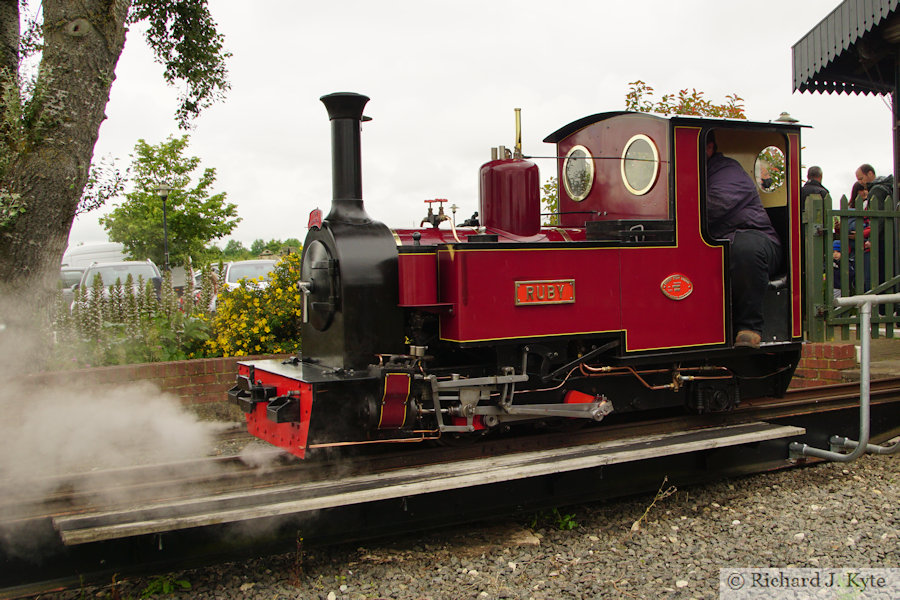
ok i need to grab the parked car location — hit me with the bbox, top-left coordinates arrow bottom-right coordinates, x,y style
193,264 -> 220,289
59,266 -> 85,306
71,260 -> 162,310
222,260 -> 277,291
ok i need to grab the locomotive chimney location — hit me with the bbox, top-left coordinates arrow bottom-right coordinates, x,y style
320,92 -> 371,223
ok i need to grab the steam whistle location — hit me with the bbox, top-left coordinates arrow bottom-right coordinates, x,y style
490,107 -> 524,161
514,107 -> 523,159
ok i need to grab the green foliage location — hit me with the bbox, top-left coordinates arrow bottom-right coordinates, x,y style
625,80 -> 746,119
129,0 -> 231,129
207,253 -> 303,357
52,273 -> 213,368
139,574 -> 191,597
758,146 -> 785,191
77,156 -> 126,216
100,135 -> 240,267
0,189 -> 24,229
540,176 -> 559,226
250,238 -> 266,255
529,507 -> 579,531
0,65 -> 59,229
554,509 -> 579,530
222,238 -> 248,259
221,238 -> 302,261
0,65 -> 55,157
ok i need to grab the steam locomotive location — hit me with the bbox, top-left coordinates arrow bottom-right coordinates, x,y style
228,92 -> 803,458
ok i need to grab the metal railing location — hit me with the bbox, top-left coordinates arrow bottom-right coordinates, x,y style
790,293 -> 900,461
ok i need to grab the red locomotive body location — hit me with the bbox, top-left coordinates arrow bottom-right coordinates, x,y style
230,93 -> 803,458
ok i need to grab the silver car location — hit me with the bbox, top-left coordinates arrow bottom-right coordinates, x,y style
71,260 -> 162,310
59,267 -> 85,306
222,260 -> 277,291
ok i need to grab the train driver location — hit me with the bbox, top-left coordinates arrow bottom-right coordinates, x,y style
705,132 -> 782,349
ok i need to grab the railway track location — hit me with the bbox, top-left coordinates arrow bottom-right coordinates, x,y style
2,378 -> 900,597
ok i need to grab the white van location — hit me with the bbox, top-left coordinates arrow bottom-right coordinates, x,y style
62,242 -> 128,268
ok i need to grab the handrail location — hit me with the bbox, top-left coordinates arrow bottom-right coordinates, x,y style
790,292 -> 900,461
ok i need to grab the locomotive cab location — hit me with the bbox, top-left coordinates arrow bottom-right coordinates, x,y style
545,113 -> 802,349
699,126 -> 798,344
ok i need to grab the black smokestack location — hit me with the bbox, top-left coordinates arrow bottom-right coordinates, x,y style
320,92 -> 371,223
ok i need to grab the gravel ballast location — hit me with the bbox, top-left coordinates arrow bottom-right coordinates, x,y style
35,450 -> 900,600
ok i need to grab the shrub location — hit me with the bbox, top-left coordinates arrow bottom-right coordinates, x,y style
206,253 -> 302,357
51,273 -> 213,368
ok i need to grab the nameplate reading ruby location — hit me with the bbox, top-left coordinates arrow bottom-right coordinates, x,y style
660,273 -> 693,300
515,279 -> 575,306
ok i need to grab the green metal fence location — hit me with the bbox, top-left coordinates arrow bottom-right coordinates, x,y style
803,193 -> 900,341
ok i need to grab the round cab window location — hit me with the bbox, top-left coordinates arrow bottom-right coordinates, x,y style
755,146 -> 785,193
563,145 -> 594,202
621,134 -> 659,196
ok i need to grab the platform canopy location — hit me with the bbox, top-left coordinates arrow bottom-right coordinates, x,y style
793,0 -> 900,96
794,0 -> 900,201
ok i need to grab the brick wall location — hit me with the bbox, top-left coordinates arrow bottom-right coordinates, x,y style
788,342 -> 857,388
24,354 -> 289,405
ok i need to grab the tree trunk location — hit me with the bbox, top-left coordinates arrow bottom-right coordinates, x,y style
0,0 -> 18,81
0,1 -> 131,371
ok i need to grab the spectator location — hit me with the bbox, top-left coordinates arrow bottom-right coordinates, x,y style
854,163 -> 876,193
860,166 -> 895,303
847,181 -> 871,292
705,133 -> 781,349
799,166 -> 829,315
867,170 -> 894,209
832,240 -> 855,299
800,166 -> 828,212
851,163 -> 893,294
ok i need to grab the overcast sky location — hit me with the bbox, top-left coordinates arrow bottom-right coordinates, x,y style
66,0 -> 889,251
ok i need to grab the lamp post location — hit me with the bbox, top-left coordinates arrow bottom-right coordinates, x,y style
155,184 -> 173,271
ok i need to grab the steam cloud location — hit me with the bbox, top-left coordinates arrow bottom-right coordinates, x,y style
0,295 -> 220,557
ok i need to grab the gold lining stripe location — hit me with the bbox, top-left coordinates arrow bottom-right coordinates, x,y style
438,327 -> 725,350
